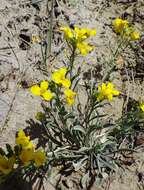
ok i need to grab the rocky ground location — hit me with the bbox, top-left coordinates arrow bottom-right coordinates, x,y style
0,0 -> 144,189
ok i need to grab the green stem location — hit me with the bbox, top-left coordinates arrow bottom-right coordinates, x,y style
41,43 -> 45,65
44,0 -> 54,66
69,46 -> 76,80
48,0 -> 54,56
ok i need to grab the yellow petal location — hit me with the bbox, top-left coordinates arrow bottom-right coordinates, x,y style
90,29 -> 97,36
20,149 -> 33,166
64,89 -> 76,98
40,80 -> 49,91
0,156 -> 15,175
52,72 -> 61,84
130,31 -> 140,41
112,89 -> 120,95
31,85 -> 41,96
113,18 -> 128,33
52,67 -> 68,86
60,27 -> 73,39
66,97 -> 75,106
59,67 -> 67,77
18,129 -> 26,137
77,42 -> 93,55
107,94 -> 113,101
140,103 -> 144,112
24,141 -> 35,151
62,79 -> 71,88
16,129 -> 30,147
101,83 -> 106,90
33,151 -> 46,167
42,90 -> 53,101
107,82 -> 114,90
97,82 -> 120,102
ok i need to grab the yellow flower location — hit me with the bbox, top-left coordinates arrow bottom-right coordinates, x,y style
64,89 -> 76,105
52,67 -> 71,88
74,26 -> 96,41
140,103 -> 144,112
0,155 -> 15,175
97,82 -> 120,101
20,149 -> 33,166
77,42 -> 93,55
61,25 -> 96,55
61,26 -> 96,41
16,130 -> 35,150
113,18 -> 129,34
31,80 -> 53,101
60,27 -> 74,39
31,35 -> 41,43
32,150 -> 46,167
25,141 -> 35,151
16,130 -> 30,147
130,31 -> 140,41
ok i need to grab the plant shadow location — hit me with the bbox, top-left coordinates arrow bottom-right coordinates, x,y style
0,176 -> 32,190
25,118 -> 49,149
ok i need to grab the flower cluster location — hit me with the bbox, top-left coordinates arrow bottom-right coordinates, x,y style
97,82 -> 120,101
31,80 -> 53,101
52,67 -> 76,105
16,130 -> 46,167
52,67 -> 71,88
60,26 -> 96,55
0,130 -> 46,175
113,18 -> 140,40
64,89 -> 76,106
16,129 -> 35,150
30,67 -> 76,106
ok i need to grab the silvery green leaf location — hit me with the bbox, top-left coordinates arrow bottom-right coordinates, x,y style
98,157 -> 116,171
81,171 -> 90,189
73,157 -> 87,171
95,176 -> 103,186
65,112 -> 75,120
101,172 -> 108,179
75,147 -> 90,153
31,0 -> 43,4
46,123 -> 56,128
72,125 -> 86,134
